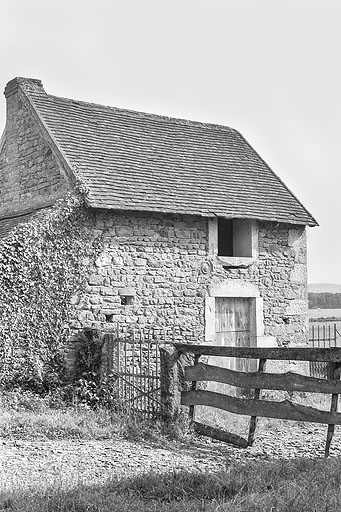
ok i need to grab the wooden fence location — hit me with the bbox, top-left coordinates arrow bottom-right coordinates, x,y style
175,344 -> 341,457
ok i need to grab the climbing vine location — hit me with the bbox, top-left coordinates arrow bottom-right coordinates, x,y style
0,194 -> 97,392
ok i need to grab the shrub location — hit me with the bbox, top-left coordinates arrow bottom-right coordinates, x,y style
0,194 -> 97,392
65,330 -> 121,409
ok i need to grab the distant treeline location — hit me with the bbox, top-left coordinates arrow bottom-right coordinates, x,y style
309,293 -> 341,309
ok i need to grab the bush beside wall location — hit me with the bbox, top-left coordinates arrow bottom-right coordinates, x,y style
0,195 -> 96,392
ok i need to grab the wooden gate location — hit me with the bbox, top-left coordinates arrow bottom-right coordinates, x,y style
176,343 -> 341,457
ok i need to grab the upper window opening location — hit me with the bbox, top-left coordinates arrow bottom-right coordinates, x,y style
217,218 -> 255,258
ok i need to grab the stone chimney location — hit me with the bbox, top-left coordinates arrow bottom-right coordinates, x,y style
3,78 -> 46,132
0,77 -> 69,219
4,77 -> 45,98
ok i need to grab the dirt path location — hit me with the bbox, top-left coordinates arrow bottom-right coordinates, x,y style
1,422 -> 341,493
0,437 -> 226,492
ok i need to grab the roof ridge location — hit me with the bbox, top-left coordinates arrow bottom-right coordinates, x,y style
28,90 -> 237,134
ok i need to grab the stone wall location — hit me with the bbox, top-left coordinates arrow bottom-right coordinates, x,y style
73,209 -> 308,348
258,223 -> 308,346
0,80 -> 70,220
74,209 -> 209,342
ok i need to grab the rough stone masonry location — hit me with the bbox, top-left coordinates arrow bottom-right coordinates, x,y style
72,208 -> 308,347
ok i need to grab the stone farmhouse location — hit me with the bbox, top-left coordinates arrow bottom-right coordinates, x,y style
0,77 -> 317,356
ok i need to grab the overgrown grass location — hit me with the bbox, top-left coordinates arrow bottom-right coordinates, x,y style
1,457 -> 341,511
0,389 -> 192,444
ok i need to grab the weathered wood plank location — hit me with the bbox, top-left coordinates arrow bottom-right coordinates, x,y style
248,358 -> 266,446
325,364 -> 341,457
325,393 -> 338,457
181,390 -> 341,425
193,421 -> 248,448
175,344 -> 341,362
189,354 -> 200,421
184,363 -> 341,394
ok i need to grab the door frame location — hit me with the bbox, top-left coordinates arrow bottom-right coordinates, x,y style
205,279 -> 264,347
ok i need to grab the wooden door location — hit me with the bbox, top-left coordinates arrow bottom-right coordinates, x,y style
213,297 -> 255,396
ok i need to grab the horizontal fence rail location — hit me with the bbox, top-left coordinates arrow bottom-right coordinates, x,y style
184,363 -> 341,394
181,390 -> 341,425
175,344 -> 341,457
176,344 -> 341,362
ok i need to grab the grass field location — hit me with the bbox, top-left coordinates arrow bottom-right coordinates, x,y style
309,309 -> 341,322
1,457 -> 341,511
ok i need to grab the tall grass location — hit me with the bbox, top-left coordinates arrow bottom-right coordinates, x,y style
0,389 -> 192,443
1,458 -> 341,511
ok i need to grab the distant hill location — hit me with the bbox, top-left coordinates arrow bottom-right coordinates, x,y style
308,283 -> 341,294
308,284 -> 341,310
309,292 -> 341,309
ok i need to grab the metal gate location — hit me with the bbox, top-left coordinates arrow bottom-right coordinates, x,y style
102,324 -> 193,416
309,322 -> 341,378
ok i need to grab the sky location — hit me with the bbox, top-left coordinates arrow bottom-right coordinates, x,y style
0,0 -> 340,284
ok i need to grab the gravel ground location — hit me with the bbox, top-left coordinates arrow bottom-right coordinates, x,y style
1,423 -> 341,493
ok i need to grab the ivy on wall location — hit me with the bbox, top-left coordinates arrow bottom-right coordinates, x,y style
0,194 -> 97,392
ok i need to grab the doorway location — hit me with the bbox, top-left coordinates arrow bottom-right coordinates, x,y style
215,297 -> 253,373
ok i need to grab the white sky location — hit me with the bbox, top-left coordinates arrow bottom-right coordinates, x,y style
0,0 -> 340,284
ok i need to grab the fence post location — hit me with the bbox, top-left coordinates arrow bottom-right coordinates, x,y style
247,358 -> 266,446
189,354 -> 200,422
100,333 -> 114,378
159,345 -> 183,421
325,362 -> 341,457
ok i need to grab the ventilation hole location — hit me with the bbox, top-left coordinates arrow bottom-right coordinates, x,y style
120,295 -> 133,306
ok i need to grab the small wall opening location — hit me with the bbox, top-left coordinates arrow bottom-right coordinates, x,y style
120,295 -> 134,306
119,287 -> 136,306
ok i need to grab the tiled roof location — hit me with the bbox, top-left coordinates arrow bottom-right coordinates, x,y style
22,80 -> 317,226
